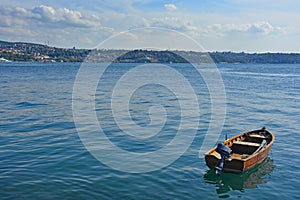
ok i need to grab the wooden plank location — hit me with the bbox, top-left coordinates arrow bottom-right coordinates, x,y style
249,134 -> 267,139
233,141 -> 260,147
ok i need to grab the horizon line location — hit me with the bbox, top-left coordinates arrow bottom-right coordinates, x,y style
1,39 -> 300,54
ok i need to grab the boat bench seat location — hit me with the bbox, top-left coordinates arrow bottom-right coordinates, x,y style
233,141 -> 260,147
248,134 -> 267,139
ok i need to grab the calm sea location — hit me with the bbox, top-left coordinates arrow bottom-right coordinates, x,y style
0,62 -> 299,199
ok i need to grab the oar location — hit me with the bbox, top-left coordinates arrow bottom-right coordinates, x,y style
253,139 -> 267,154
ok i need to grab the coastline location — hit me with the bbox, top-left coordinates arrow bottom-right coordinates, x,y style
1,40 -> 300,64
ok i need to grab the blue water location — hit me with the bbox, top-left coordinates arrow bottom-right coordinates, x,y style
0,62 -> 299,199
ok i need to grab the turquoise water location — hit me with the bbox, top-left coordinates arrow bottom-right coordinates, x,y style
0,62 -> 299,199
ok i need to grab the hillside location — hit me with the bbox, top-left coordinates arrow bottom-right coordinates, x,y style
1,40 -> 300,63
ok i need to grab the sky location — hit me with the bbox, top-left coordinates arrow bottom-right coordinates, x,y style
1,0 -> 300,52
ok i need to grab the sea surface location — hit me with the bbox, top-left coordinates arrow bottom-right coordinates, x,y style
0,62 -> 299,199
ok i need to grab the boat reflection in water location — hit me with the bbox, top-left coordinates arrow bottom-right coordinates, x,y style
204,157 -> 275,198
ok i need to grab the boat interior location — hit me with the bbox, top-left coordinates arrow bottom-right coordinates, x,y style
222,131 -> 272,158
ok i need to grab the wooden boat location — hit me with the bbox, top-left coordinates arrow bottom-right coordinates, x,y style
205,127 -> 275,174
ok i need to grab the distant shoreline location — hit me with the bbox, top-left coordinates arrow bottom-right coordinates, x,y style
1,40 -> 300,64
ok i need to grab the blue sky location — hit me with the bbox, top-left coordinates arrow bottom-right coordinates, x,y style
1,0 -> 300,52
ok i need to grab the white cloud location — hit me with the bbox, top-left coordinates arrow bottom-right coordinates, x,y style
31,5 -> 101,27
100,11 -> 150,31
32,5 -> 56,19
248,21 -> 286,34
206,21 -> 287,36
0,5 -> 114,48
0,5 -> 102,28
164,4 -> 177,11
150,17 -> 197,32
